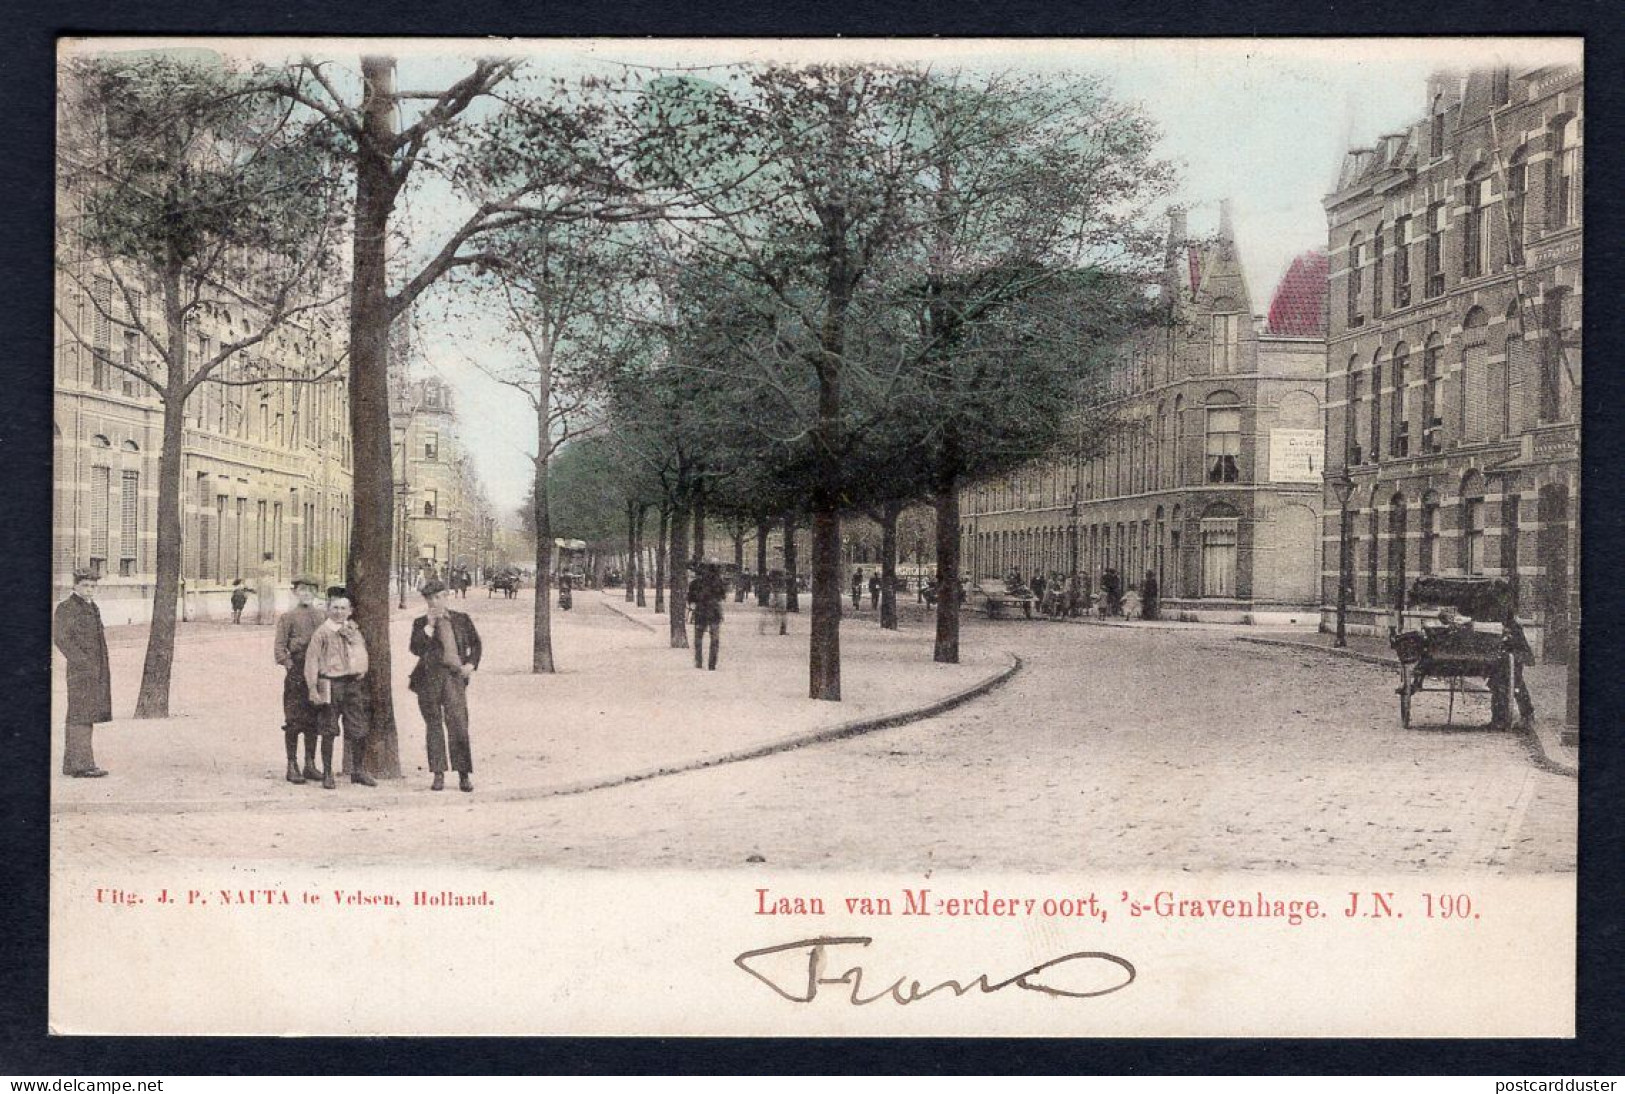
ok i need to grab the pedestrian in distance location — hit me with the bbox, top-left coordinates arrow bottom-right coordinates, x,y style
688,558 -> 727,670
1121,582 -> 1142,621
272,575 -> 326,785
229,579 -> 253,624
558,570 -> 573,611
851,568 -> 864,610
758,569 -> 789,636
303,588 -> 372,789
409,579 -> 482,793
868,572 -> 881,611
1102,567 -> 1123,618
1140,570 -> 1160,622
256,553 -> 278,625
53,569 -> 111,778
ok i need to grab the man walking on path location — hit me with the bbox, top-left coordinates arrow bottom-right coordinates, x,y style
868,572 -> 881,611
53,569 -> 111,778
851,568 -> 864,611
273,575 -> 326,785
758,569 -> 789,636
304,589 -> 373,790
409,579 -> 482,793
688,559 -> 727,670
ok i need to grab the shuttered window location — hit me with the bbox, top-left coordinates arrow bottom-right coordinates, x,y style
90,465 -> 110,568
120,471 -> 139,574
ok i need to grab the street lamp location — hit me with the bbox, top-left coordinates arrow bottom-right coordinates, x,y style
1331,470 -> 1356,649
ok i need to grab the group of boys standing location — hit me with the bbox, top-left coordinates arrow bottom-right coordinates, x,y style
53,569 -> 482,793
273,575 -> 482,792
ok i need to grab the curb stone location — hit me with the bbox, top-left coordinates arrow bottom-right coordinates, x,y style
1233,635 -> 1577,779
52,650 -> 1023,816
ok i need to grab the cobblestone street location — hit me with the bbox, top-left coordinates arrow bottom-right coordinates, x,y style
51,593 -> 1576,876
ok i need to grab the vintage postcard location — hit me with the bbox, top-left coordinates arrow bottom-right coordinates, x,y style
49,36 -> 1580,1037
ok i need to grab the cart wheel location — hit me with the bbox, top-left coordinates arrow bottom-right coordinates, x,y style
1398,667 -> 1413,729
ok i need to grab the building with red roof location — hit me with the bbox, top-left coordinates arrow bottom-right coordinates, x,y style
959,203 -> 1329,623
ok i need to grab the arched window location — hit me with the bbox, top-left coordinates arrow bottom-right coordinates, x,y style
1387,493 -> 1409,609
121,439 -> 139,452
1507,146 -> 1529,265
1172,395 -> 1185,487
1546,115 -> 1580,231
1420,490 -> 1441,576
1393,213 -> 1413,307
1211,297 -> 1241,373
1345,235 -> 1365,328
1371,223 -> 1386,319
1461,471 -> 1486,574
1205,391 -> 1241,484
1462,307 -> 1489,441
1387,347 -> 1407,458
91,434 -> 111,448
1540,287 -> 1572,422
1345,355 -> 1363,464
1425,201 -> 1446,298
1199,502 -> 1240,598
1367,349 -> 1384,460
1422,334 -> 1445,450
1463,167 -> 1491,279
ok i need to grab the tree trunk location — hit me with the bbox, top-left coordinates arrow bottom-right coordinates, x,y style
784,512 -> 800,613
133,309 -> 187,717
691,487 -> 706,563
531,445 -> 555,674
654,502 -> 668,614
755,520 -> 770,606
634,504 -> 648,608
879,500 -> 901,631
345,56 -> 403,777
933,474 -> 962,664
624,499 -> 637,602
667,495 -> 689,647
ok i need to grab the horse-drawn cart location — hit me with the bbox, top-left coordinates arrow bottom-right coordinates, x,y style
1389,576 -> 1534,730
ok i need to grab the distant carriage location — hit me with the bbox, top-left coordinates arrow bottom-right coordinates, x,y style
487,568 -> 522,599
1389,576 -> 1534,730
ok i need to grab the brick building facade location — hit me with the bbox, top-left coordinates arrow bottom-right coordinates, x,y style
1322,64 -> 1581,660
959,205 -> 1329,623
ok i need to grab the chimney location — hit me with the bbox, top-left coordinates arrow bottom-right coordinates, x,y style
1162,207 -> 1187,304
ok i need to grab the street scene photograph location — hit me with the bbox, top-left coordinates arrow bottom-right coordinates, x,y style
45,35 -> 1583,1038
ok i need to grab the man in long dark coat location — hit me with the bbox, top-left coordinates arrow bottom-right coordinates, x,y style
54,569 -> 111,777
687,559 -> 727,670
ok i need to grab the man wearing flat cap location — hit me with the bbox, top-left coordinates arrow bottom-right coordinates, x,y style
53,569 -> 111,777
273,575 -> 326,785
409,579 -> 482,792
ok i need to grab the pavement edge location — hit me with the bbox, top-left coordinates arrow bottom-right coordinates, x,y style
1234,635 -> 1577,779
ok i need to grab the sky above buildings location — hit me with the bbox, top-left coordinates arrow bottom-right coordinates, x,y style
73,36 -> 1586,520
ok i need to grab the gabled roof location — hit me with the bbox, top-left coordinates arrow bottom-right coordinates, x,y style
1265,250 -> 1328,337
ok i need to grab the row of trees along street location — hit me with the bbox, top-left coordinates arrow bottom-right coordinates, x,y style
58,50 -> 1175,776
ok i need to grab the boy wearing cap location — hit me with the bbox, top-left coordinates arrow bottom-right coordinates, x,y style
409,580 -> 482,792
53,569 -> 111,778
304,588 -> 372,789
273,575 -> 326,784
